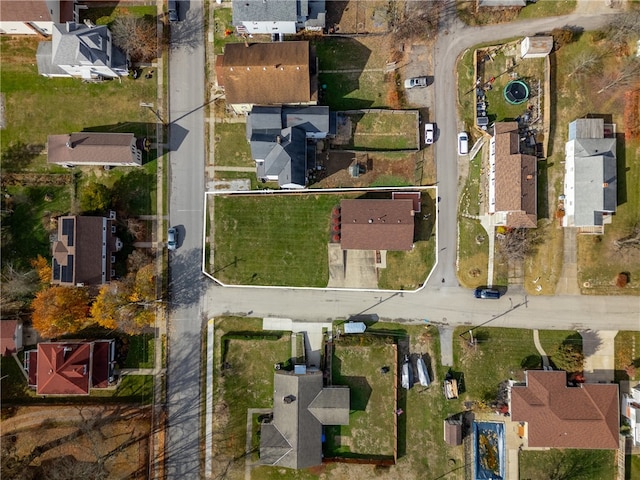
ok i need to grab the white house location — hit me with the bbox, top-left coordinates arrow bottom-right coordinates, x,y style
622,383 -> 640,447
36,21 -> 128,79
232,0 -> 326,35
520,36 -> 553,59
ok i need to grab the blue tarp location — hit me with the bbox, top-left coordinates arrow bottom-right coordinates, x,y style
474,421 -> 505,480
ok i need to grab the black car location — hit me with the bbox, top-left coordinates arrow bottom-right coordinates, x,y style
474,287 -> 501,299
168,0 -> 179,22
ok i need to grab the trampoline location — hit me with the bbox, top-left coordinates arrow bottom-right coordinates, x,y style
503,80 -> 530,105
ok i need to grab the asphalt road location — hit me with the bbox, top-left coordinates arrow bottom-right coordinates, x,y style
165,1 -> 206,477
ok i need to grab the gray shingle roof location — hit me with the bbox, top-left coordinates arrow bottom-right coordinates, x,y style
233,0 -> 297,24
260,370 -> 349,469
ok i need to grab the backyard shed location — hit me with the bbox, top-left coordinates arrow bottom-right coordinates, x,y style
520,36 -> 553,59
444,417 -> 463,446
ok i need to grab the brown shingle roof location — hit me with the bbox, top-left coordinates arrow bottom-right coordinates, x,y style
340,199 -> 415,251
493,122 -> 537,228
1,320 -> 20,356
0,0 -> 51,22
511,370 -> 619,449
48,132 -> 140,166
219,42 -> 315,105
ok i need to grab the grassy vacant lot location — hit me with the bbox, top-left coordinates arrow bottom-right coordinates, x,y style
348,111 -> 419,150
214,123 -> 254,168
210,317 -> 291,479
457,218 -> 489,289
0,36 -> 156,172
212,193 -> 345,286
320,71 -> 389,110
615,331 -> 640,382
519,448 -> 615,480
326,341 -> 396,458
1,405 -> 151,479
122,334 -> 155,369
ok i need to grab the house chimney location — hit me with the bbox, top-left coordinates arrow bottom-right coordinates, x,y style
276,135 -> 281,144
66,21 -> 76,32
66,135 -> 74,149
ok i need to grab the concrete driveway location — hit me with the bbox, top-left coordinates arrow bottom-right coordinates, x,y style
327,244 -> 378,289
581,330 -> 618,383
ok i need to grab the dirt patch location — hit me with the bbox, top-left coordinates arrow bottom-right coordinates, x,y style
1,405 -> 151,479
326,0 -> 391,34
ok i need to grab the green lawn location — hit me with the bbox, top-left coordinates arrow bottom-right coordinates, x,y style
320,71 -> 388,110
519,448 -> 615,480
628,454 -> 640,480
212,193 -> 346,287
0,36 -> 156,173
80,5 -> 157,25
326,342 -> 396,458
214,123 -> 254,168
348,111 -> 419,150
454,327 -> 538,403
122,334 -> 155,369
0,355 -> 36,402
213,7 -> 237,55
457,218 -> 489,289
91,375 -> 154,404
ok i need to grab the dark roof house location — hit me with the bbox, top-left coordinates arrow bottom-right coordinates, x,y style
488,122 -> 537,228
260,370 -> 349,469
563,118 -> 617,233
48,132 -> 143,167
0,0 -> 72,35
247,105 -> 334,188
51,215 -> 122,287
36,21 -> 128,79
510,370 -> 619,449
216,42 -> 318,114
25,340 -> 116,395
233,0 -> 326,35
340,199 -> 416,251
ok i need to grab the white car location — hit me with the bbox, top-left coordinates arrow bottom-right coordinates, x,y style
167,227 -> 177,251
424,123 -> 434,145
458,132 -> 469,155
404,77 -> 428,89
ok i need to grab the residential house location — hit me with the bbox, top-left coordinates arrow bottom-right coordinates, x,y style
520,36 -> 553,59
0,319 -> 23,357
510,370 -> 619,449
232,0 -> 326,35
247,105 -> 334,188
25,340 -> 116,395
622,383 -> 640,447
216,41 -> 318,114
488,122 -> 537,228
563,118 -> 617,233
47,132 -> 143,167
36,21 -> 128,79
260,369 -> 349,469
340,198 -> 416,251
0,0 -> 72,35
51,214 -> 122,287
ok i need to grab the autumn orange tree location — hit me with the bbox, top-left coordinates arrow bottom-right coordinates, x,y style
30,254 -> 52,284
31,286 -> 90,338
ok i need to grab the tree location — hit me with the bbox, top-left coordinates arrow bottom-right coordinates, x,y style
80,182 -> 112,214
496,228 -> 543,262
550,27 -> 575,50
0,264 -> 39,318
31,286 -> 90,338
597,57 -> 640,93
110,16 -> 157,63
567,50 -> 602,78
552,343 -> 584,373
91,280 -> 155,334
30,254 -> 52,284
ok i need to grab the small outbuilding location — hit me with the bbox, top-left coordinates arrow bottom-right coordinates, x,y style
520,36 -> 553,59
343,321 -> 367,334
444,416 -> 463,446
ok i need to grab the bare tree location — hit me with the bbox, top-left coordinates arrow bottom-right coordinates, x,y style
614,223 -> 640,249
604,11 -> 640,45
110,16 -> 158,63
496,228 -> 543,262
597,57 -> 640,93
568,50 -> 603,78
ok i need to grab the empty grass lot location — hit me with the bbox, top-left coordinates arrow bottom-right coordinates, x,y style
320,71 -> 389,111
348,111 -> 419,150
212,193 -> 352,287
214,123 -> 254,168
326,341 -> 396,458
519,449 -> 615,480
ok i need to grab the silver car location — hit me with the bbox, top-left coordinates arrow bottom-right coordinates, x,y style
167,227 -> 177,250
404,76 -> 428,89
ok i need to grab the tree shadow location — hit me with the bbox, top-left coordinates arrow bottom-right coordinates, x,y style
0,142 -> 45,172
112,169 -> 156,217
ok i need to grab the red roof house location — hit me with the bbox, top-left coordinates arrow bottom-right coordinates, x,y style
26,340 -> 115,395
0,319 -> 23,356
510,370 -> 619,449
340,198 -> 416,251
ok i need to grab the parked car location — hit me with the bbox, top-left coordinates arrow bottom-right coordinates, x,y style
168,0 -> 179,22
404,76 -> 428,89
167,227 -> 178,250
457,132 -> 469,155
424,123 -> 434,145
474,287 -> 501,299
